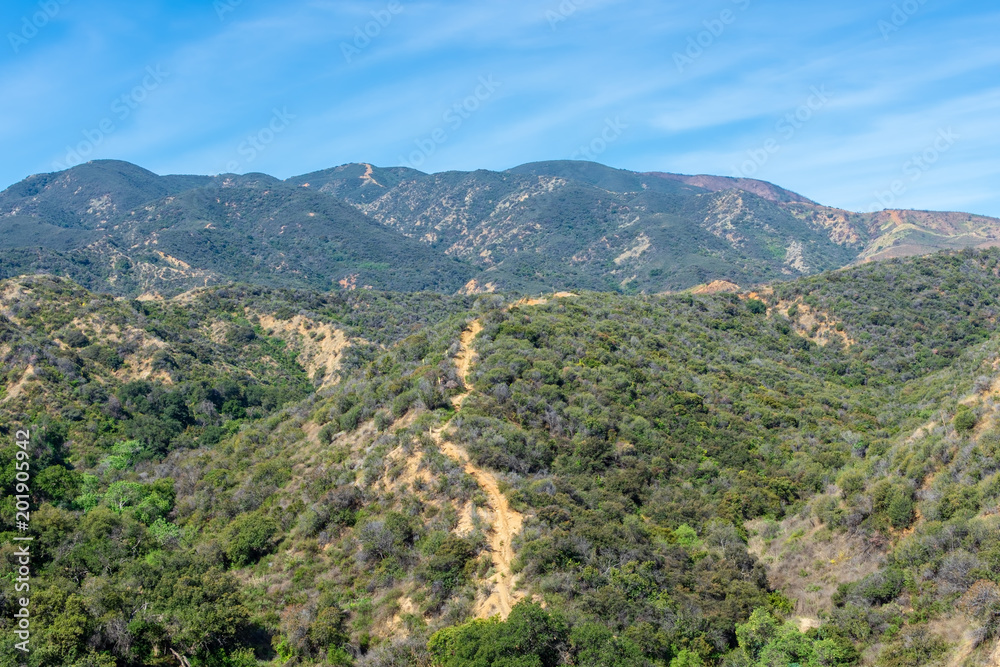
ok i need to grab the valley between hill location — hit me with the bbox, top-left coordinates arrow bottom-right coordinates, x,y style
5,249 -> 1000,665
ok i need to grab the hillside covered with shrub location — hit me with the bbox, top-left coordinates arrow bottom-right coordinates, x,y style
3,160 -> 1000,298
3,249 -> 1000,665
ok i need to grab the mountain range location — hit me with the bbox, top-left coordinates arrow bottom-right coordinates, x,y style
2,159 -> 999,298
7,157 -> 1000,665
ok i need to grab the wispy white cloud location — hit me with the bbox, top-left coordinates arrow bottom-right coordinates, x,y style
2,0 -> 999,217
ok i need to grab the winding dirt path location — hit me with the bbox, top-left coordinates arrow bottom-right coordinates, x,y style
0,365 -> 35,405
431,319 -> 524,619
946,638 -> 976,667
453,320 -> 483,406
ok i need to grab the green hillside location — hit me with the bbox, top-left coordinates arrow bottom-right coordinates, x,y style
0,160 -> 212,230
3,160 -> 999,298
0,162 -> 474,296
4,249 -> 1000,665
308,163 -> 858,293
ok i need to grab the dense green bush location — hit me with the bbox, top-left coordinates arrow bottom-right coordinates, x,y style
955,405 -> 979,433
223,511 -> 279,566
428,603 -> 568,667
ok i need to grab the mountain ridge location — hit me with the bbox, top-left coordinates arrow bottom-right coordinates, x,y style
2,159 -> 999,298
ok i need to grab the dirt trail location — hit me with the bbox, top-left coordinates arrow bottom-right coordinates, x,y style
1,365 -> 36,405
509,292 -> 578,310
988,639 -> 1000,666
431,318 -> 524,619
360,163 -> 382,187
946,638 -> 976,667
453,320 -> 483,408
796,617 -> 821,633
436,434 -> 523,618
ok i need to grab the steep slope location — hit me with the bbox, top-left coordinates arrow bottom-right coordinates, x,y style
303,160 -> 1000,294
431,318 -> 526,619
510,160 -> 705,196
857,208 -> 1000,260
287,162 -> 426,204
9,250 -> 1000,665
515,162 -> 1000,263
0,159 -> 212,229
3,160 -> 1000,299
644,170 -> 818,204
0,163 -> 475,296
316,162 -> 857,293
105,180 -> 474,294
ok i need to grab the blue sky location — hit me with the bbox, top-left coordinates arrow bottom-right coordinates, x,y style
2,0 -> 999,216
